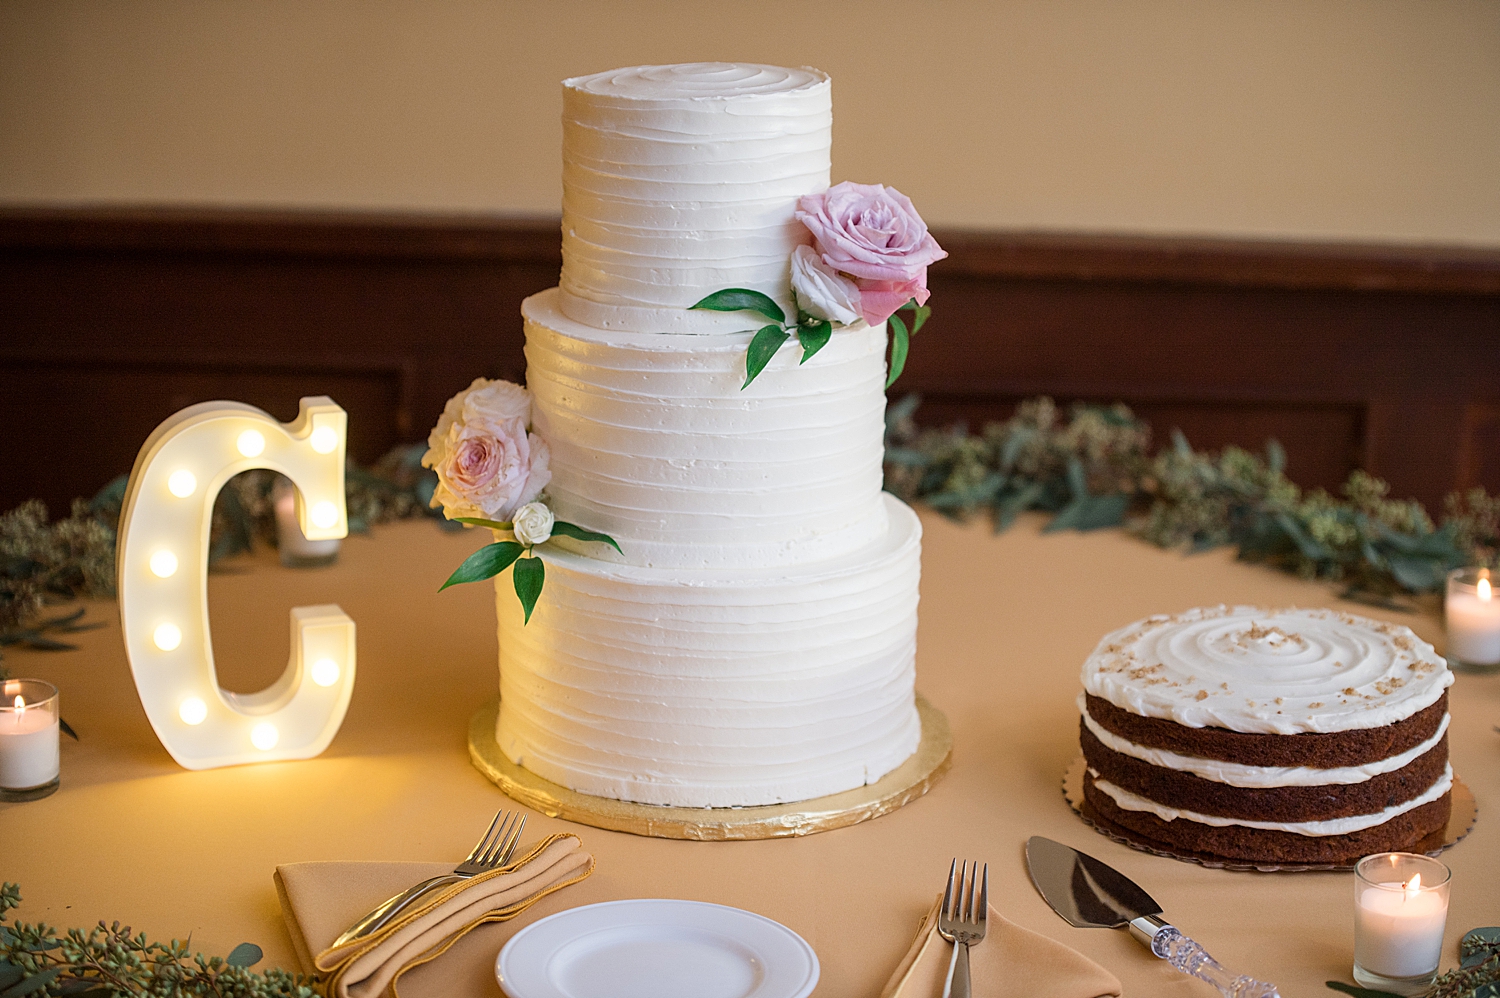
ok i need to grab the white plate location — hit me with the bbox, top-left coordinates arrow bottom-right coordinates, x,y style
496,899 -> 819,998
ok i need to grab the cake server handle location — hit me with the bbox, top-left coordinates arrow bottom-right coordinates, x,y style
1130,917 -> 1281,998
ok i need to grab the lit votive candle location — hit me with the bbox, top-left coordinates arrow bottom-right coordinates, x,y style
0,679 -> 60,802
274,479 -> 341,568
1446,567 -> 1500,673
1353,852 -> 1451,996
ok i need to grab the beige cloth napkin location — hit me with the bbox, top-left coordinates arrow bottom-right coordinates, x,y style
881,895 -> 1123,998
274,832 -> 593,998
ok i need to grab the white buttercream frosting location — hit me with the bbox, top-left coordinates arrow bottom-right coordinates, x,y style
1081,606 -> 1453,734
1091,765 -> 1453,837
1079,693 -> 1450,787
559,63 -> 832,333
496,494 -> 923,807
525,288 -> 888,570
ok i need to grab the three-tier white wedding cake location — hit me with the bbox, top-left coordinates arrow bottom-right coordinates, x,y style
494,63 -> 924,808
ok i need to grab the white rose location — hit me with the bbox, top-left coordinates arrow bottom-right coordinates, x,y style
422,378 -> 551,521
790,244 -> 862,325
511,502 -> 555,546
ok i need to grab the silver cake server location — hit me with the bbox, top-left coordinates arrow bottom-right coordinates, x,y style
1025,836 -> 1281,998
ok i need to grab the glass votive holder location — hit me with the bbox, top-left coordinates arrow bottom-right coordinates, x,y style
274,478 -> 341,568
1446,567 -> 1500,674
1353,852 -> 1451,995
0,679 -> 61,802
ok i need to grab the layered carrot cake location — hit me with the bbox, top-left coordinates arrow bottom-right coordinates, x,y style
1079,606 -> 1453,865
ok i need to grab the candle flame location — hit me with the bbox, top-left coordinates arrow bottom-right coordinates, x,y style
1479,577 -> 1492,602
1403,872 -> 1422,899
12,695 -> 21,711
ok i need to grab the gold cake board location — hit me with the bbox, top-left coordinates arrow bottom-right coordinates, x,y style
1062,755 -> 1477,873
468,693 -> 952,841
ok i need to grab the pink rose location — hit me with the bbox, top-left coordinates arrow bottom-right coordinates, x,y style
795,182 -> 946,325
422,378 -> 551,521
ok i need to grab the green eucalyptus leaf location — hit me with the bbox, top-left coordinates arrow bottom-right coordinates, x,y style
691,289 -> 786,325
797,321 -> 832,364
0,968 -> 61,998
0,966 -> 22,992
742,325 -> 791,389
451,517 -> 513,531
439,542 -> 524,591
225,943 -> 263,968
513,555 -> 545,625
886,313 -> 910,389
550,521 -> 623,555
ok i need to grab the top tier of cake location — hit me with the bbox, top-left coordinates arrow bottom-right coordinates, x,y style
1082,605 -> 1453,735
559,63 -> 832,334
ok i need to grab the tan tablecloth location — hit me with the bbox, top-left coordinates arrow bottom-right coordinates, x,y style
3,511 -> 1497,997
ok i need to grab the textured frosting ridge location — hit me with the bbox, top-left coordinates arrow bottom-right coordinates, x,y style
496,495 -> 923,807
1082,606 -> 1453,734
525,288 -> 888,569
559,63 -> 832,333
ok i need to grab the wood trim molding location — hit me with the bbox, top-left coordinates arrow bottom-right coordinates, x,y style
2,205 -> 1497,517
4,206 -> 1499,293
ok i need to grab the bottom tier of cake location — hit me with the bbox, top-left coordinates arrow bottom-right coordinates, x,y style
495,493 -> 923,807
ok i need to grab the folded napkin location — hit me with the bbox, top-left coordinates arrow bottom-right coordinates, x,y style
275,833 -> 593,998
881,894 -> 1122,998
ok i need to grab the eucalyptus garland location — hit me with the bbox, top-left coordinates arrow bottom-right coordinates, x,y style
884,395 -> 1498,605
0,884 -> 317,998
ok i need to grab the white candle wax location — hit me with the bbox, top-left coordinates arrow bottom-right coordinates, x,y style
1354,882 -> 1448,979
1447,589 -> 1500,664
275,489 -> 341,563
0,704 -> 60,790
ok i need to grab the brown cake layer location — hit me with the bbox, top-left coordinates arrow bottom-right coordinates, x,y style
1081,721 -> 1449,822
1084,691 -> 1448,768
1083,770 -> 1451,865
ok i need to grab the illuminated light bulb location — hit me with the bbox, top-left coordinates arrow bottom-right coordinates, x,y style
153,623 -> 183,651
237,429 -> 266,457
311,658 -> 340,687
179,697 -> 208,725
310,501 -> 339,529
251,722 -> 279,750
149,550 -> 179,578
167,470 -> 197,498
309,425 -> 339,454
1479,577 -> 1492,602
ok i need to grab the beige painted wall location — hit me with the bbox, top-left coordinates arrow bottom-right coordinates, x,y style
2,0 -> 1498,245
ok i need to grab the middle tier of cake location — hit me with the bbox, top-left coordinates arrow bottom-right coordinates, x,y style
524,286 -> 889,570
495,492 -> 923,808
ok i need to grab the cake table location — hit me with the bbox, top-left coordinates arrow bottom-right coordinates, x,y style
2,511 -> 1496,998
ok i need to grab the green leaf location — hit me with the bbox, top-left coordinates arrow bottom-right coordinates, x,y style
513,555 -> 545,624
900,298 -> 932,334
690,289 -> 786,325
886,313 -> 910,389
797,321 -> 832,364
439,541 -> 524,591
1324,982 -> 1403,998
225,942 -> 263,968
550,521 -> 623,555
0,969 -> 61,998
742,325 -> 791,389
451,517 -> 513,531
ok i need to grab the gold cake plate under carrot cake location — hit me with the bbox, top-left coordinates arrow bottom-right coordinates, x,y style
469,693 -> 952,841
1062,755 -> 1476,873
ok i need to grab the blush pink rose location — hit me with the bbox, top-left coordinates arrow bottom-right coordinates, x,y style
422,378 -> 551,521
795,182 -> 946,325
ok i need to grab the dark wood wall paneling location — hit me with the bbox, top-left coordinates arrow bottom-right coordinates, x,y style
2,208 -> 1497,518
